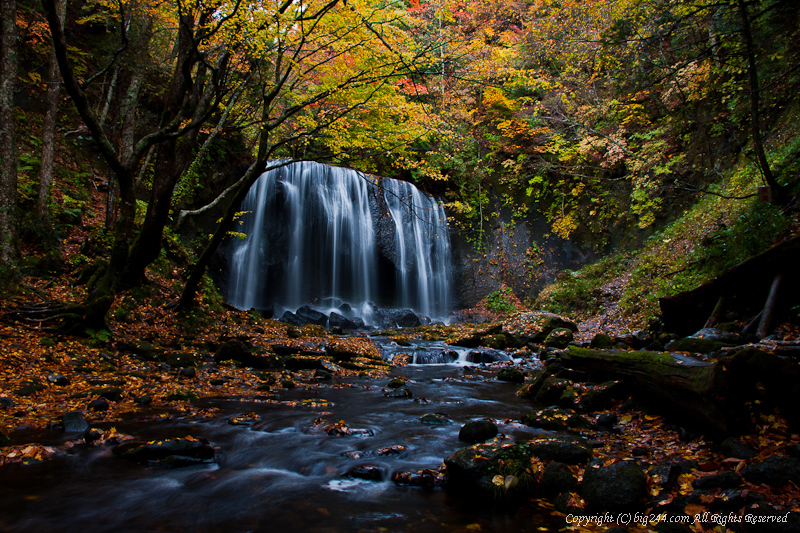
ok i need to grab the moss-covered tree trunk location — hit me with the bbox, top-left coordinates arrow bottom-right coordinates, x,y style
0,0 -> 19,271
560,346 -> 800,435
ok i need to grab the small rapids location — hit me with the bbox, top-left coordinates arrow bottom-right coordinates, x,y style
0,340 -> 547,533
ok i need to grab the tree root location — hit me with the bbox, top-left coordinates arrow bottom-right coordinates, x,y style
6,296 -> 113,335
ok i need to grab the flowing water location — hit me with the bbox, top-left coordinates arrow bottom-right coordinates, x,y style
0,341 -> 550,533
225,162 -> 452,323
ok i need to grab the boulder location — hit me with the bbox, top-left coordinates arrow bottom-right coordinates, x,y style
525,407 -> 590,431
458,419 -> 498,444
444,442 -> 536,498
535,377 -> 574,404
344,465 -> 384,481
501,312 -> 578,347
391,309 -> 422,328
386,384 -> 413,398
47,373 -> 70,386
523,435 -> 593,464
296,305 -> 329,327
590,333 -> 615,349
741,457 -> 800,487
62,411 -> 89,432
692,471 -> 742,489
420,413 -> 452,425
280,311 -> 306,327
328,312 -> 363,330
113,436 -> 216,466
497,367 -> 525,383
465,349 -> 511,364
88,398 -> 110,411
538,461 -> 579,498
582,460 -> 647,511
392,469 -> 444,488
544,328 -> 574,349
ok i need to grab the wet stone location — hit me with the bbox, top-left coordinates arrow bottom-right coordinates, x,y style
88,398 -> 110,411
47,373 -> 70,386
344,465 -> 384,481
458,419 -> 498,444
386,384 -> 413,398
582,460 -> 647,511
419,413 -> 452,425
62,411 -> 89,433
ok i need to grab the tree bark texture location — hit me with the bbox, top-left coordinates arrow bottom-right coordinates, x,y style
561,346 -> 800,435
36,0 -> 66,219
0,0 -> 19,269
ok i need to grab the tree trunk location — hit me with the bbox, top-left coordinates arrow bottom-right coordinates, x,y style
737,0 -> 783,200
0,0 -> 19,270
560,346 -> 800,435
36,0 -> 66,219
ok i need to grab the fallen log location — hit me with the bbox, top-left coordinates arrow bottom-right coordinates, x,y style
659,235 -> 800,335
560,346 -> 800,436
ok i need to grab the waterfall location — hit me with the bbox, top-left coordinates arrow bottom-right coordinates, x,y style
225,161 -> 451,323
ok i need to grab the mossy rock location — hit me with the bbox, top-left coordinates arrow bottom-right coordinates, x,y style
501,312 -> 578,347
420,413 -> 452,425
589,333 -> 614,349
458,419 -> 498,443
387,377 -> 406,389
535,377 -> 574,404
581,380 -> 626,411
544,328 -> 574,349
525,407 -> 590,431
497,367 -> 525,383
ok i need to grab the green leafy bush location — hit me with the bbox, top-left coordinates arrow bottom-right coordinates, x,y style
486,287 -> 517,314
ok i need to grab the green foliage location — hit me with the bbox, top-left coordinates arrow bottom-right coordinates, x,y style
486,287 -> 517,315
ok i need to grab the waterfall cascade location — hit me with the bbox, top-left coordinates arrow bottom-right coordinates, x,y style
225,161 -> 452,324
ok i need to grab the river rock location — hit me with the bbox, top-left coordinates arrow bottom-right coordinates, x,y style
741,457 -> 800,487
419,413 -> 452,425
525,407 -> 590,431
501,312 -> 578,347
590,333 -> 614,349
386,384 -> 413,398
465,349 -> 511,364
497,367 -> 525,383
580,380 -> 626,411
458,419 -> 498,443
47,373 -> 70,386
689,328 -> 745,344
524,434 -> 593,464
544,328 -> 574,349
62,411 -> 89,432
392,469 -> 444,488
596,412 -> 618,428
88,398 -> 109,411
692,471 -> 742,489
114,436 -> 216,466
535,377 -> 574,404
328,312 -> 363,330
296,305 -> 328,327
390,309 -> 423,328
0,397 -> 15,409
538,461 -> 579,498
214,338 -> 263,367
720,437 -> 758,459
280,311 -> 306,327
582,460 -> 647,511
444,441 -> 536,498
344,465 -> 384,481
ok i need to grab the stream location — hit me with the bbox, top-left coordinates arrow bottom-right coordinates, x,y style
0,340 -> 552,533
